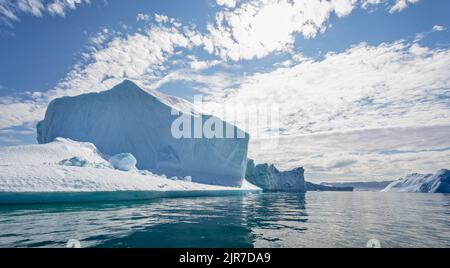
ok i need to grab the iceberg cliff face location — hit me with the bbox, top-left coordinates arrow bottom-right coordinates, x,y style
37,80 -> 249,187
382,169 -> 450,193
245,159 -> 306,192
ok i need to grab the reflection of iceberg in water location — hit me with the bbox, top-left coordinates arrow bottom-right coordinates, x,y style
2,192 -> 450,247
96,193 -> 310,247
0,196 -> 255,248
0,193 -> 312,248
96,196 -> 255,248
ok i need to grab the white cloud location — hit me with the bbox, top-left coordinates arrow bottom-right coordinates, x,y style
205,0 -> 356,61
51,25 -> 203,96
204,0 -> 420,61
189,59 -> 222,71
47,0 -> 89,16
432,25 -> 445,32
88,27 -> 110,47
201,41 -> 450,138
216,0 -> 238,9
0,96 -> 46,131
154,13 -> 169,24
360,0 -> 419,13
0,18 -> 206,130
0,0 -> 90,23
408,43 -> 428,55
249,125 -> 450,182
0,1 -> 19,22
136,13 -> 150,22
388,0 -> 419,13
17,0 -> 45,17
166,71 -> 240,93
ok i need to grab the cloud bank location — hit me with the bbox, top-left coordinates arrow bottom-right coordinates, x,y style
249,125 -> 450,182
202,41 -> 450,136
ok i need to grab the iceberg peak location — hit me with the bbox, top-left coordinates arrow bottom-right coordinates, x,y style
110,79 -> 146,94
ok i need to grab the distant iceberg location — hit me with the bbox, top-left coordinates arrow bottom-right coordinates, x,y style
306,182 -> 353,192
245,159 -> 306,192
382,169 -> 450,193
37,80 -> 249,187
321,181 -> 392,191
0,138 -> 260,204
245,159 -> 353,192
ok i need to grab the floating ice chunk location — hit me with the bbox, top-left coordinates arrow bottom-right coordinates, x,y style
109,153 -> 137,171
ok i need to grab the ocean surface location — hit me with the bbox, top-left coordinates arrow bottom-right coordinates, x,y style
0,192 -> 449,248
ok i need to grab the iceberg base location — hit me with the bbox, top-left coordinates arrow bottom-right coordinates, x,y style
0,188 -> 261,205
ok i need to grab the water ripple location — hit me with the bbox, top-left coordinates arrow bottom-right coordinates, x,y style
0,192 -> 449,247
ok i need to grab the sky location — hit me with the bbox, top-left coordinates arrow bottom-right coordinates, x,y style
0,0 -> 450,182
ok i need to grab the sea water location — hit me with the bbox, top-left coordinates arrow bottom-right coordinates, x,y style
0,192 -> 449,248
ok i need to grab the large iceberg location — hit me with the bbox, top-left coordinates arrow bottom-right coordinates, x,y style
37,80 -> 249,187
381,169 -> 450,193
245,159 -> 306,192
0,138 -> 261,204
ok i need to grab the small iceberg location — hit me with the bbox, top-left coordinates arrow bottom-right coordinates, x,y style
245,159 -> 353,192
245,159 -> 306,192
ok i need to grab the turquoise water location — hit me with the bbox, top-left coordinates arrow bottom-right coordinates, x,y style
0,192 -> 449,248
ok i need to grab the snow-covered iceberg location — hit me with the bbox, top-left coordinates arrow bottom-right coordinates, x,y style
37,80 -> 249,187
0,138 -> 261,204
245,159 -> 306,192
381,169 -> 450,193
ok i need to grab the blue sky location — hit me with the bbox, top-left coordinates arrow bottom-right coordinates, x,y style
2,0 -> 449,94
1,0 -> 450,182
